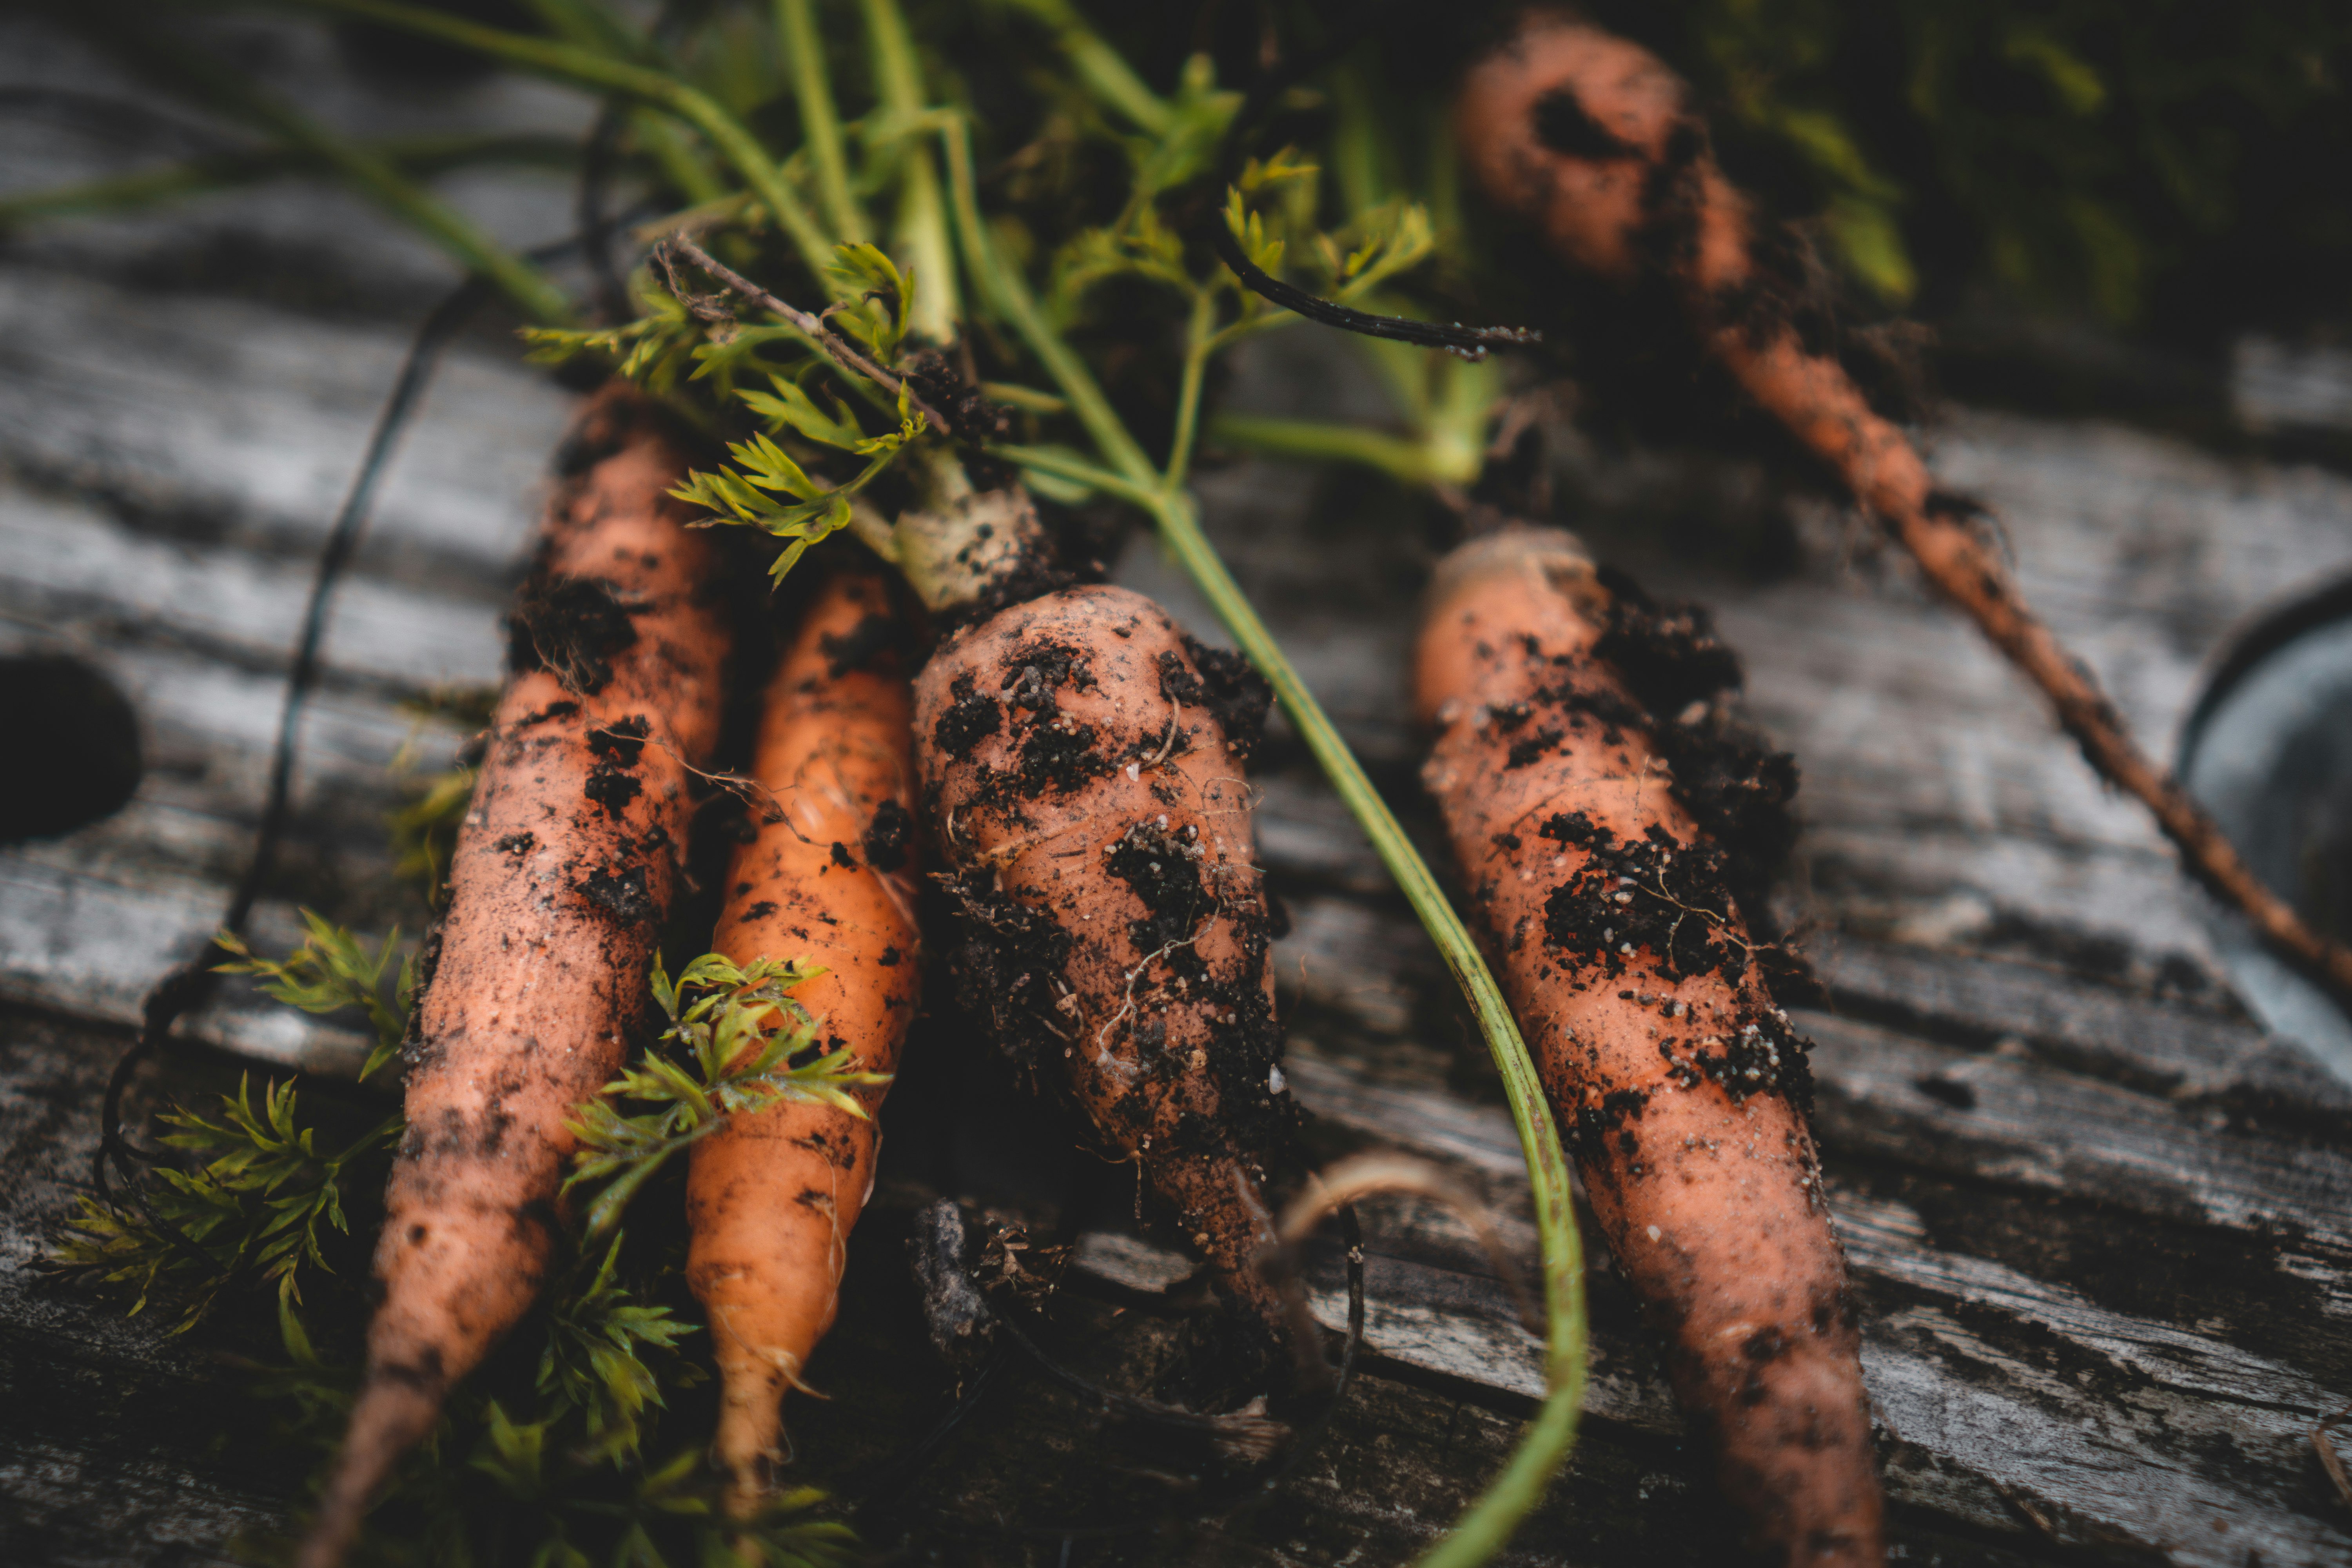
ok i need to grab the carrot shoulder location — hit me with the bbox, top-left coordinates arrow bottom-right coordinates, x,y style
913,584 -> 1295,1366
686,568 -> 921,1514
298,387 -> 731,1568
1415,530 -> 1882,1567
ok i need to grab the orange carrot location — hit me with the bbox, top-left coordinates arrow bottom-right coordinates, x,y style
686,567 -> 921,1515
1455,8 -> 2352,998
912,585 -> 1296,1374
1416,528 -> 1882,1567
298,387 -> 732,1568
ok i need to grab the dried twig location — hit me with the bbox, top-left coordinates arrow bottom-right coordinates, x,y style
655,236 -> 954,436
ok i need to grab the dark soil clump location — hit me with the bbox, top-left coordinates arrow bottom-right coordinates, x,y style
939,871 -> 1075,1077
586,714 -> 650,764
1589,567 -> 1800,918
578,863 -> 656,924
1161,638 -> 1272,762
507,575 -> 644,696
861,799 -> 913,872
1534,812 -> 1815,1112
581,768 -> 642,817
1103,819 -> 1216,976
581,713 -> 649,818
931,672 -> 1002,759
1537,813 -> 1750,985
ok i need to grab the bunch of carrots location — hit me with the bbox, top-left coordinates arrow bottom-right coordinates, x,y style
38,4 -> 2352,1567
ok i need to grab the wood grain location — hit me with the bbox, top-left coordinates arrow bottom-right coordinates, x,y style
7,16 -> 2352,1563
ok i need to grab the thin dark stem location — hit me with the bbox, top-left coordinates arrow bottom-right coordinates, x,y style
1206,224 -> 1536,361
237,279 -> 492,937
1207,24 -> 1536,362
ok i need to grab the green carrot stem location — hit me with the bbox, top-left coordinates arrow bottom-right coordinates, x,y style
280,0 -> 841,287
78,13 -> 573,323
0,132 -> 573,229
1162,288 -> 1220,485
936,113 -> 1156,481
860,0 -> 960,342
996,0 -> 1171,134
777,0 -> 868,243
517,0 -> 727,207
1207,412 -> 1454,488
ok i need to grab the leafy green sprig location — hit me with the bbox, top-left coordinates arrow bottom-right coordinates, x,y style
386,767 -> 477,911
536,1232 -> 701,1465
566,953 -> 889,1238
48,1074 -> 401,1333
47,915 -> 415,1331
262,1232 -> 839,1568
216,912 -> 417,1083
396,1415 -> 854,1568
530,241 -> 933,582
78,920 -> 852,1562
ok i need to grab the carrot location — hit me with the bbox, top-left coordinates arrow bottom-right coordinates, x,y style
686,566 -> 921,1515
1455,8 -> 2352,999
912,584 -> 1296,1377
298,385 -> 733,1568
1415,528 -> 1882,1567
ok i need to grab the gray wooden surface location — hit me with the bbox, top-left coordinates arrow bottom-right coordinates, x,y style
7,15 -> 2352,1567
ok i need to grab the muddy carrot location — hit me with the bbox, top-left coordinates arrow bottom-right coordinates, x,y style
911,584 -> 1297,1376
686,566 -> 922,1515
298,386 -> 732,1568
1454,8 -> 2352,999
1416,528 -> 1882,1566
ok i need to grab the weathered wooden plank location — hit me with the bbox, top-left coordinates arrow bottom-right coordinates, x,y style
1805,1012 -> 2352,1303
1812,934 -> 2352,1115
0,1011 -> 306,1568
0,266 -> 572,590
1078,1036 -> 2352,1566
0,478 -> 505,690
2238,337 -> 2352,437
0,13 -> 594,325
0,859 -> 371,1070
1250,771 -> 1395,896
9,21 -> 2352,1558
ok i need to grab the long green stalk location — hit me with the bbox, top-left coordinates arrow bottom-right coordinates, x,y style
283,0 -> 839,285
1208,412 -> 1455,488
938,114 -> 1155,480
1162,288 -> 1220,484
0,131 -> 574,229
82,15 -> 573,323
778,0 -> 867,243
860,0 -> 959,342
995,0 -> 1171,135
519,0 -> 727,207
